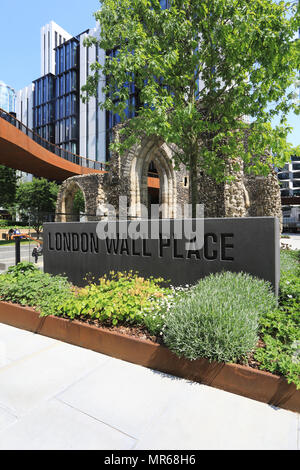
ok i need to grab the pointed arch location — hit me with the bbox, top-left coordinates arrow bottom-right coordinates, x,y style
129,137 -> 177,218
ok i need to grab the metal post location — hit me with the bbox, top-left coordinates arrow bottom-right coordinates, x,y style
15,237 -> 21,265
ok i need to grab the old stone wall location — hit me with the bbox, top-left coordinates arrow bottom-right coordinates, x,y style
55,135 -> 282,229
56,174 -> 108,222
245,170 -> 282,228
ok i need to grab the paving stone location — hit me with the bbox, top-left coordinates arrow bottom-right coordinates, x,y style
134,382 -> 299,450
0,339 -> 110,416
0,399 -> 136,450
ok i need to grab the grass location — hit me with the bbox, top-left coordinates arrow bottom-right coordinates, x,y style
0,240 -> 34,247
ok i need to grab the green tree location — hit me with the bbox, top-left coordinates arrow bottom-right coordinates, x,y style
0,165 -> 19,213
73,189 -> 85,218
16,178 -> 59,238
83,0 -> 300,215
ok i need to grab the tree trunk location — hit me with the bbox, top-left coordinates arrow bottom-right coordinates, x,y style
190,151 -> 198,218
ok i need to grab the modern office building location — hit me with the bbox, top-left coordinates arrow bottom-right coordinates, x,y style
278,155 -> 300,231
16,21 -> 106,163
40,21 -> 72,77
0,81 -> 16,114
16,84 -> 34,129
278,156 -> 300,198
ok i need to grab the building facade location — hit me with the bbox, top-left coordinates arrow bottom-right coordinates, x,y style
278,156 -> 300,198
0,81 -> 16,114
16,21 -> 106,163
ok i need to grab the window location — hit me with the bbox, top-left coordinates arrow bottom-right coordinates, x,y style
65,118 -> 70,140
71,94 -> 77,115
66,43 -> 71,70
66,95 -> 70,116
71,71 -> 77,91
66,72 -> 71,93
60,75 -> 65,95
59,97 -> 64,119
72,42 -> 78,67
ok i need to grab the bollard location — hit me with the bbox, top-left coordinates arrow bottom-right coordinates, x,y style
15,237 -> 21,265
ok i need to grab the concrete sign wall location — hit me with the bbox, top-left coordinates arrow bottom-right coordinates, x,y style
43,217 -> 280,294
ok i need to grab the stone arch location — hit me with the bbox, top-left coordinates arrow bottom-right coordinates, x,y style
56,180 -> 86,222
55,174 -> 105,222
127,137 -> 177,218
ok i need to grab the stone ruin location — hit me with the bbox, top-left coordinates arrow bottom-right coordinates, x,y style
55,135 -> 282,227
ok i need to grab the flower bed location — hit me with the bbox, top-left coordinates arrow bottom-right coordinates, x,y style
0,300 -> 299,413
0,252 -> 299,412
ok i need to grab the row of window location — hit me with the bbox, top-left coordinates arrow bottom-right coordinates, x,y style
35,123 -> 55,142
56,72 -> 78,97
34,92 -> 78,128
55,93 -> 78,120
282,189 -> 300,197
58,141 -> 78,155
55,117 -> 78,145
34,75 -> 55,107
34,102 -> 55,127
55,41 -> 78,76
278,171 -> 300,181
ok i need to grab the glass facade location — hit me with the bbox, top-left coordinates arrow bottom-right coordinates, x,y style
0,81 -> 16,113
33,74 -> 56,142
54,38 -> 79,155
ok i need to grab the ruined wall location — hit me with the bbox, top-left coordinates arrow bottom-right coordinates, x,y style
56,173 -> 108,222
245,170 -> 282,228
55,136 -> 282,228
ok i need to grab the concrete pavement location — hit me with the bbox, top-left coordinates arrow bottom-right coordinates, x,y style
0,323 -> 299,450
281,233 -> 300,251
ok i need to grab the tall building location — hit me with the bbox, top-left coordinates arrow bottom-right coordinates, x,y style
16,21 -> 106,162
278,156 -> 300,198
40,21 -> 72,77
0,81 -> 16,114
16,84 -> 34,129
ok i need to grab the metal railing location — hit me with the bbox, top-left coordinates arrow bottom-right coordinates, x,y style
0,108 -> 108,172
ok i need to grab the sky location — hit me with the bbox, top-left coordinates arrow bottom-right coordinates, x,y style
0,0 -> 299,147
0,0 -> 100,89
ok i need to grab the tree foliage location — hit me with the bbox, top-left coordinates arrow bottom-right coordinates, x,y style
16,178 -> 59,237
73,189 -> 85,216
82,0 -> 300,210
0,165 -> 18,210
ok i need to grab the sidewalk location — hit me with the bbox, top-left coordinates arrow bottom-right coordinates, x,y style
0,323 -> 299,450
281,233 -> 300,251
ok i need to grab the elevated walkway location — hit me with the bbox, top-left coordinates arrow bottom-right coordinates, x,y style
0,109 -> 107,181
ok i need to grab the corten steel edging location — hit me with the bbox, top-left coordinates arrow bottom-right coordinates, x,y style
0,301 -> 299,414
0,119 -> 103,181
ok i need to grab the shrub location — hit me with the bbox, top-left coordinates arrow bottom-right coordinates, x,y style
163,272 -> 277,363
0,265 -> 73,316
56,271 -> 170,326
7,261 -> 39,276
255,250 -> 300,388
143,285 -> 190,336
280,249 -> 300,277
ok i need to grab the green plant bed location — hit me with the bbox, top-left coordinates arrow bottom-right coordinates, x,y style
254,249 -> 300,388
0,252 -> 299,389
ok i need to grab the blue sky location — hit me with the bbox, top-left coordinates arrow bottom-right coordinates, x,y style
0,0 -> 100,89
0,0 -> 299,147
